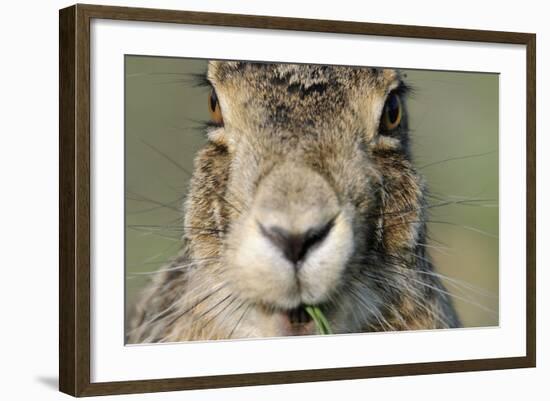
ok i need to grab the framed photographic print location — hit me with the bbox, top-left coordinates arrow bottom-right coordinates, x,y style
59,4 -> 536,397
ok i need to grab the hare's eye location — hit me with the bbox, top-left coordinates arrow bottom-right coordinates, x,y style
208,88 -> 224,126
381,93 -> 402,131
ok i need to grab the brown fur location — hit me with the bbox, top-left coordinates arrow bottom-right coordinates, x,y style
128,61 -> 460,343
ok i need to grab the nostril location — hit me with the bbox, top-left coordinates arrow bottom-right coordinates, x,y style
259,218 -> 335,266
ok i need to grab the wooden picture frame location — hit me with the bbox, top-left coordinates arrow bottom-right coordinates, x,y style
59,3 -> 536,397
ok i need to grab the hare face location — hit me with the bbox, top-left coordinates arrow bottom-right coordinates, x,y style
130,61 -> 459,343
179,61 -> 430,337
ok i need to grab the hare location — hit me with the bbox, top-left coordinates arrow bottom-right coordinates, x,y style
128,61 -> 460,343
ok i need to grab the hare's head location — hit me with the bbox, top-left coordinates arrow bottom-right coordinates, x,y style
183,61 -> 430,337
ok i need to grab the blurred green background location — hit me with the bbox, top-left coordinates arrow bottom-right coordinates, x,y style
125,56 -> 499,331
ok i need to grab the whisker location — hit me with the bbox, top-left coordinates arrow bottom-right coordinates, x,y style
129,229 -> 181,242
126,288 -> 189,337
141,140 -> 244,215
358,273 -> 449,328
164,284 -> 228,328
196,294 -> 233,321
365,247 -> 497,300
129,257 -> 220,276
229,303 -> 251,339
416,270 -> 497,299
127,224 -> 224,235
376,218 -> 498,240
197,296 -> 238,334
126,190 -> 182,213
366,198 -> 497,221
418,150 -> 496,170
129,241 -> 180,268
389,270 -> 498,316
427,220 -> 498,239
347,285 -> 396,331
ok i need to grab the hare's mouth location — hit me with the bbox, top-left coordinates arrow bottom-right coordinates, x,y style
258,302 -> 317,335
286,305 -> 313,325
279,305 -> 316,335
263,303 -> 324,336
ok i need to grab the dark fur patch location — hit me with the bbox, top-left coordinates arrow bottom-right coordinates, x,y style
287,82 -> 328,98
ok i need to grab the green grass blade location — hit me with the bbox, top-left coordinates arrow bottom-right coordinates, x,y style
305,306 -> 332,335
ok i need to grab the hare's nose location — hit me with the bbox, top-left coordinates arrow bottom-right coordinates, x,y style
259,219 -> 335,266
